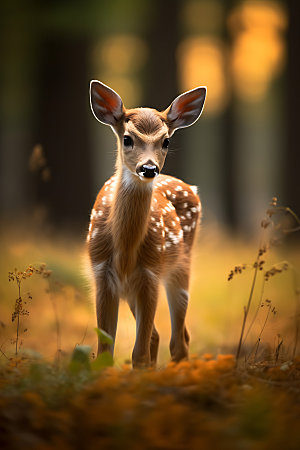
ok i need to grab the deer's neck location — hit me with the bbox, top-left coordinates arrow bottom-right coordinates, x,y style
110,166 -> 153,279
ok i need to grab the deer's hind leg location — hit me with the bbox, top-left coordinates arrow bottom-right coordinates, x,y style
165,266 -> 190,362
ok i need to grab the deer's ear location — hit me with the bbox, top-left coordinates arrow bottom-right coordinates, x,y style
166,87 -> 206,132
90,80 -> 124,126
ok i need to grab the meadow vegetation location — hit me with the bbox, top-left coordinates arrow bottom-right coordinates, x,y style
0,200 -> 300,449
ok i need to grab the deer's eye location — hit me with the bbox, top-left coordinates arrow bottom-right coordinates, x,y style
124,135 -> 133,148
162,138 -> 169,149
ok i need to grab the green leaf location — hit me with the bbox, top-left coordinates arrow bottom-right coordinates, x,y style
69,345 -> 91,373
94,328 -> 114,346
91,351 -> 114,370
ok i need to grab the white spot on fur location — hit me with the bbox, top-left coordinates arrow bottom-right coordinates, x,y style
183,202 -> 188,208
192,220 -> 197,229
191,185 -> 198,195
151,216 -> 156,222
183,225 -> 191,232
183,191 -> 188,197
186,211 -> 192,219
171,220 -> 176,227
191,207 -> 197,213
166,189 -> 171,196
175,185 -> 182,191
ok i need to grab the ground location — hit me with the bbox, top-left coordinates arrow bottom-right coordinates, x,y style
0,220 -> 299,449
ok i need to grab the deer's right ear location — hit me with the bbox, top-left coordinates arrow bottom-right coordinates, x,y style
90,80 -> 124,126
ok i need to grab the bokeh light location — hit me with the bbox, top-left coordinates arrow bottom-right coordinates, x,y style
91,34 -> 148,107
229,0 -> 287,102
177,36 -> 228,115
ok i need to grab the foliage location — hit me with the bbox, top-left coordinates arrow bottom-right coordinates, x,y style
228,198 -> 300,366
1,198 -> 300,449
0,354 -> 300,449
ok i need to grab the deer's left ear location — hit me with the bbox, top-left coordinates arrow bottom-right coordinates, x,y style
166,87 -> 206,132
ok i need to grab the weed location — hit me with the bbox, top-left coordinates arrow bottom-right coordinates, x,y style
229,197 -> 300,366
7,264 -> 51,357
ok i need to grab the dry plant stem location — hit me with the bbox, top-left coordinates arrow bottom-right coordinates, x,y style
257,305 -> 272,349
292,268 -> 300,359
235,235 -> 266,365
49,289 -> 61,364
15,280 -> 21,356
236,259 -> 259,364
276,206 -> 300,233
243,278 -> 266,345
275,337 -> 283,363
253,338 -> 261,363
247,303 -> 272,364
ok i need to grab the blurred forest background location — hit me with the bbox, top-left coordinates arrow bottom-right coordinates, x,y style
0,0 -> 299,363
1,0 -> 299,233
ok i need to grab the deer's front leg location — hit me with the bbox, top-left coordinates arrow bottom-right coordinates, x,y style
165,268 -> 190,362
95,263 -> 119,356
130,269 -> 159,368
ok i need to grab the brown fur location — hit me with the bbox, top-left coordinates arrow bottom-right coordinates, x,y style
126,108 -> 166,135
88,81 -> 205,367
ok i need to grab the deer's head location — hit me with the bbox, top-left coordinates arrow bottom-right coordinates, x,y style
90,80 -> 206,183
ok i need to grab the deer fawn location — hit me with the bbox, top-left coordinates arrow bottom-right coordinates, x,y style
88,80 -> 206,367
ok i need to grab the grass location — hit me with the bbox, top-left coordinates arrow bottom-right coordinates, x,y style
0,202 -> 300,449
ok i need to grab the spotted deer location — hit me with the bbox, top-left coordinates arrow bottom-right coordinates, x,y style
88,80 -> 206,367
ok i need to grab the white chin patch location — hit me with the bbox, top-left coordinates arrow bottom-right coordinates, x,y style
139,174 -> 153,182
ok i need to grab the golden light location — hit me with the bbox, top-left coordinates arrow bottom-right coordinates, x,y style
91,34 -> 148,106
177,37 -> 228,116
228,1 -> 287,102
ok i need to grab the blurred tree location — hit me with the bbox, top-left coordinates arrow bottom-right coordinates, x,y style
143,0 -> 183,179
36,36 -> 92,224
286,0 -> 300,216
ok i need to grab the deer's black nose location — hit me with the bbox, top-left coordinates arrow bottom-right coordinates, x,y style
137,164 -> 159,179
